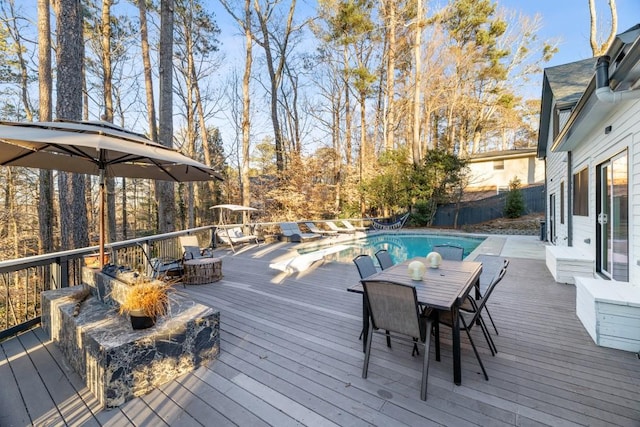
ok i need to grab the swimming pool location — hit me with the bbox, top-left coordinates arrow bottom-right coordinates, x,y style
298,233 -> 485,265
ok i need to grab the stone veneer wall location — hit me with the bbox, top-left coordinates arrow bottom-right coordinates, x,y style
41,286 -> 220,408
81,267 -> 148,308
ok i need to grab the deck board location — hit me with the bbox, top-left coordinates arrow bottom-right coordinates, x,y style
0,336 -> 31,426
1,237 -> 640,426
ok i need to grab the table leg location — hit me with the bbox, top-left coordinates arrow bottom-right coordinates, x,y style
452,307 -> 462,385
362,294 -> 369,353
474,277 -> 482,326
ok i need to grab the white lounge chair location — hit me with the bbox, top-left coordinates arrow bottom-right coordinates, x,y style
326,221 -> 355,234
342,220 -> 368,232
216,226 -> 259,252
304,222 -> 338,237
279,222 -> 321,242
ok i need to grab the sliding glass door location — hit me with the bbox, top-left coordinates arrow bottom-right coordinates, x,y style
597,151 -> 628,281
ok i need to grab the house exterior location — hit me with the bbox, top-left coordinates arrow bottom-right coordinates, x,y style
466,148 -> 544,193
537,24 -> 640,351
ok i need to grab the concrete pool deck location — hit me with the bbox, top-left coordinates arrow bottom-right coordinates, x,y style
468,234 -> 547,261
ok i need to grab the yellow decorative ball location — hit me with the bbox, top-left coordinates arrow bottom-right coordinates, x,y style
408,260 -> 426,280
426,251 -> 443,268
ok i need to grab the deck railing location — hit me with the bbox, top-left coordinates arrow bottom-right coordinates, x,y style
0,219 -> 372,341
0,226 -> 215,341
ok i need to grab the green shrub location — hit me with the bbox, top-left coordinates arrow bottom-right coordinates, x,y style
504,177 -> 525,218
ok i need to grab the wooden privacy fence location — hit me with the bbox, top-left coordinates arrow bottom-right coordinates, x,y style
431,185 -> 545,228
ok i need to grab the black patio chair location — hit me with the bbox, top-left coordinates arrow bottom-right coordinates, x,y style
353,254 -> 378,279
136,243 -> 184,284
361,279 -> 436,401
463,256 -> 510,335
432,244 -> 464,261
435,266 -> 508,381
374,249 -> 394,270
353,254 -> 390,346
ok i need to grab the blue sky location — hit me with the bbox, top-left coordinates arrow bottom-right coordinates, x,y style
499,0 -> 640,67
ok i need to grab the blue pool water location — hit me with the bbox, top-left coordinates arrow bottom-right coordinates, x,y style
299,233 -> 485,265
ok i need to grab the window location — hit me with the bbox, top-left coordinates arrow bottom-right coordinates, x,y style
560,181 -> 565,224
493,160 -> 504,170
573,167 -> 589,216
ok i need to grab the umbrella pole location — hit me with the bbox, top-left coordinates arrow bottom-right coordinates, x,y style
99,170 -> 106,269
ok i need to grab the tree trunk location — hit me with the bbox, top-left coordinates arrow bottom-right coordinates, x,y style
157,0 -> 176,233
412,0 -> 422,165
7,169 -> 18,257
138,0 -> 158,141
359,93 -> 366,215
193,61 -> 217,216
38,0 -> 54,254
252,0 -> 296,173
343,47 -> 352,166
55,0 -> 88,250
384,0 -> 396,151
185,14 -> 196,229
241,0 -> 252,208
100,0 -> 117,244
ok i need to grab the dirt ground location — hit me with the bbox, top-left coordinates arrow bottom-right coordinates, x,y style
459,213 -> 544,235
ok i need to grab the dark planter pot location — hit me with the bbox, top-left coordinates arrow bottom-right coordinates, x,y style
129,312 -> 156,330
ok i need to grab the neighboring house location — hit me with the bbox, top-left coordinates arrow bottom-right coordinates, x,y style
465,148 -> 544,193
537,24 -> 640,351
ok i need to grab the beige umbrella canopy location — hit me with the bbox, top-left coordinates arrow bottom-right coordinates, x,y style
210,204 -> 258,227
0,120 -> 224,267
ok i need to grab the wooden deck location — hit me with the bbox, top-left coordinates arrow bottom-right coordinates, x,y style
2,237 -> 639,426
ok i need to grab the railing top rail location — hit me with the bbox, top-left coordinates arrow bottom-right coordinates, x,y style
0,226 -> 215,274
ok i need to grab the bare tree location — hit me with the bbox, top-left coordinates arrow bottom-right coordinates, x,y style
219,0 -> 254,209
589,0 -> 617,56
252,0 -> 299,173
1,0 -> 34,121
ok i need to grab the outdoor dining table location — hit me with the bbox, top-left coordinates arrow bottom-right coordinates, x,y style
348,257 -> 482,386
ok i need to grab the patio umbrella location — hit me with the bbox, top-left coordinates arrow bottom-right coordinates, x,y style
0,119 -> 224,267
210,204 -> 258,227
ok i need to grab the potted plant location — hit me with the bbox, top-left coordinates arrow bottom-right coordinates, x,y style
118,280 -> 172,329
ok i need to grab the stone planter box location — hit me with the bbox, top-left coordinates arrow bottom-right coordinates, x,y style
82,267 -> 163,309
41,286 -> 220,408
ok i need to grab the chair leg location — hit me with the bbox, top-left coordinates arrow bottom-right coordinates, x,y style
477,315 -> 498,356
362,325 -> 374,378
420,319 -> 433,401
461,319 -> 489,381
434,319 -> 441,362
386,330 -> 391,348
484,305 -> 499,335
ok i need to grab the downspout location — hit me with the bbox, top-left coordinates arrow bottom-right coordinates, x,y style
595,56 -> 640,102
567,151 -> 573,247
544,157 -> 548,242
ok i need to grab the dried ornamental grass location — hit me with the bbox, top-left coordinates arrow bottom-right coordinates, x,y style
118,281 -> 172,318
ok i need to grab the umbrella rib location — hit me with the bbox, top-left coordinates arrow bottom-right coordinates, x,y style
150,159 -> 180,181
50,143 -> 98,162
0,142 -> 98,167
